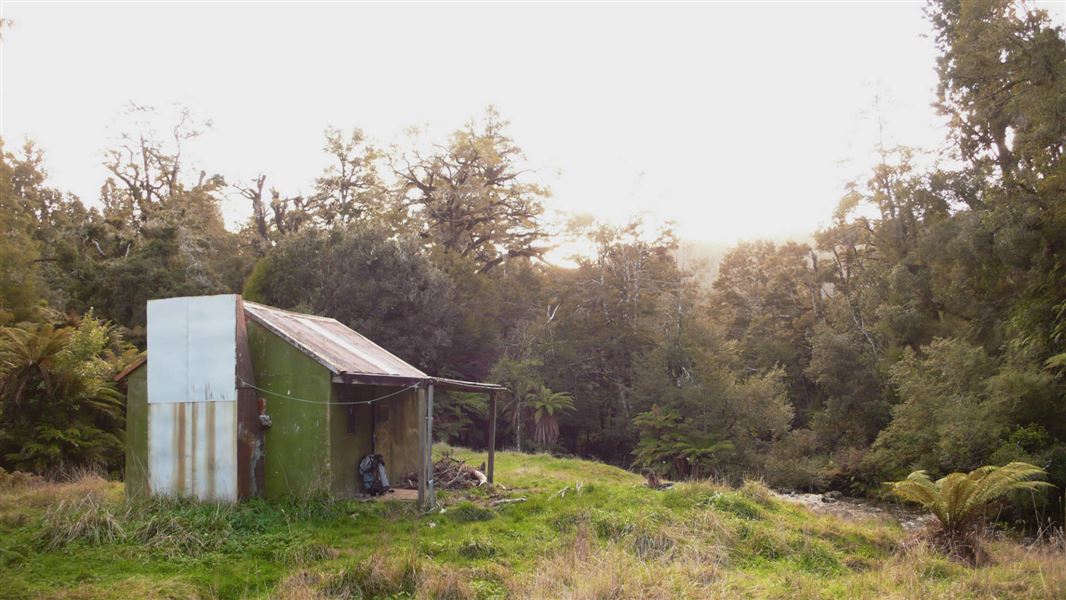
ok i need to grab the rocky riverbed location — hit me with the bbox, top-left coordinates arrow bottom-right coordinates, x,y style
773,491 -> 934,531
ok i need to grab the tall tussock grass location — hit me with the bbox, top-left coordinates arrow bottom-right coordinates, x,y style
34,492 -> 237,555
1,469 -> 116,511
43,577 -> 204,600
38,492 -> 127,550
519,540 -> 722,599
22,475 -> 349,558
278,540 -> 341,566
0,469 -> 120,541
738,478 -> 776,507
321,553 -> 476,600
0,467 -> 44,491
130,500 -> 235,557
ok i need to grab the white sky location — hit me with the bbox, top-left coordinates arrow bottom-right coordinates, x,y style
2,1 -> 1064,251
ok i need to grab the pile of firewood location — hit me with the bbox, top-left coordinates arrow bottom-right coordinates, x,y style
397,455 -> 488,490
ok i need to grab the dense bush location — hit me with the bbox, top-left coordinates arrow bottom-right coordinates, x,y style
0,315 -> 133,475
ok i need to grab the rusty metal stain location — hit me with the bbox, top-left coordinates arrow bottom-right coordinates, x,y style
174,402 -> 186,495
206,401 -> 216,499
150,399 -> 238,501
191,403 -> 198,494
234,298 -> 264,500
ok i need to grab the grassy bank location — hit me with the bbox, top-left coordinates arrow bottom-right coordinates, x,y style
1,447 -> 1063,599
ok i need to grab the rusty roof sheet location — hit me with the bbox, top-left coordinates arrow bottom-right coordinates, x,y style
113,354 -> 147,381
243,301 -> 429,380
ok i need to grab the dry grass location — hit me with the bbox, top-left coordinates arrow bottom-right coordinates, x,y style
38,492 -> 128,550
319,552 -> 479,600
513,536 -> 1066,600
739,478 -> 777,507
518,543 -> 726,599
40,577 -> 203,600
272,570 -> 328,600
513,514 -> 727,599
834,541 -> 1064,599
0,469 -> 119,529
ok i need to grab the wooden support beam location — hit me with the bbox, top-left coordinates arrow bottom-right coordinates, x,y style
487,392 -> 497,484
417,386 -> 426,507
426,383 -> 435,507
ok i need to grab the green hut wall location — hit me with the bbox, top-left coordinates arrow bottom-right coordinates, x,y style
124,363 -> 150,498
246,320 -> 333,498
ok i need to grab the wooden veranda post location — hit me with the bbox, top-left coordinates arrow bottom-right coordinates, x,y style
417,386 -> 427,507
487,392 -> 497,484
426,383 -> 435,507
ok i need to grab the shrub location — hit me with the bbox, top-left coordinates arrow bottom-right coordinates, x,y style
0,317 -> 130,475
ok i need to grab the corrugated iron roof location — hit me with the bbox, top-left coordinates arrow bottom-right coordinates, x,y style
243,301 -> 429,380
115,296 -> 505,393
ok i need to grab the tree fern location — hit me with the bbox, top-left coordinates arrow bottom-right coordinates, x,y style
633,406 -> 734,478
525,386 -> 574,447
887,462 -> 1053,533
0,319 -> 126,474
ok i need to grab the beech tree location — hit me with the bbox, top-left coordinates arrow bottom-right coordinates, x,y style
394,108 -> 550,273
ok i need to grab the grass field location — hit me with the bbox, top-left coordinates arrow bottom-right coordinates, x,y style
1,446 -> 1063,599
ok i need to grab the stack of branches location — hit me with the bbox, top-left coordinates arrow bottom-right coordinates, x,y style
397,456 -> 488,490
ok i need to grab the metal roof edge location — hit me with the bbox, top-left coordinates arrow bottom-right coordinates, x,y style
242,306 -> 343,375
242,300 -> 430,379
113,354 -> 148,382
242,300 -> 336,323
430,377 -> 508,393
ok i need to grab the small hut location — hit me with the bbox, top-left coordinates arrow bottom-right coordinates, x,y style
117,294 -> 503,507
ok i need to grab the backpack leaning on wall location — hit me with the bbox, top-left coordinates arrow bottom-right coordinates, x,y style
358,453 -> 393,496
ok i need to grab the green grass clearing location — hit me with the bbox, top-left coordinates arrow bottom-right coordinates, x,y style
1,446 -> 1062,599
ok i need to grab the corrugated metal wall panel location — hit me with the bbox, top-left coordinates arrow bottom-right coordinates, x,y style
146,299 -> 189,404
147,295 -> 241,501
149,400 -> 238,501
147,295 -> 237,404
